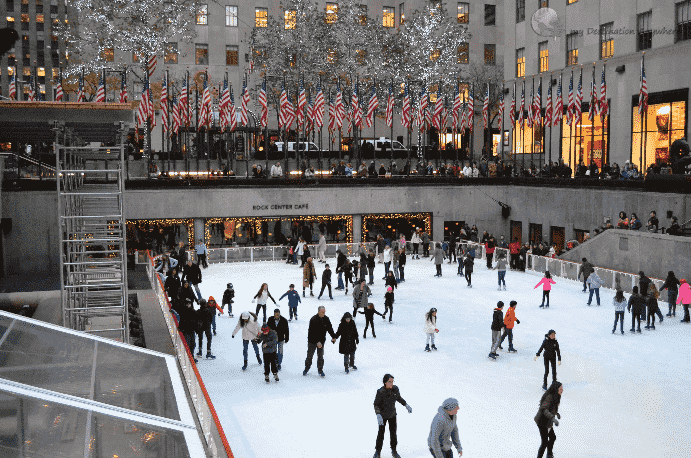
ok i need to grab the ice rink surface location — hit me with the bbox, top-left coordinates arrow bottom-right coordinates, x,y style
195,257 -> 691,458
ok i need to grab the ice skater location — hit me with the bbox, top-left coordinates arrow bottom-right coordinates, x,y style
659,271 -> 680,317
343,259 -> 354,293
428,398 -> 463,458
586,271 -> 604,306
382,286 -> 394,323
498,300 -> 519,352
645,283 -> 662,329
488,301 -> 505,360
385,271 -> 397,291
398,248 -> 406,282
463,254 -> 474,287
231,312 -> 262,371
257,324 -> 279,383
678,279 -> 691,323
535,381 -> 563,458
535,271 -> 556,308
363,303 -> 384,338
222,282 -> 235,318
493,252 -> 508,290
278,283 -> 301,321
331,312 -> 359,373
195,299 -> 217,360
535,330 -> 561,390
303,257 -> 317,297
317,263 -> 333,300
432,242 -> 444,277
372,374 -> 412,458
303,306 -> 336,377
612,289 -> 626,334
424,308 -> 439,352
627,286 -> 646,332
206,296 -> 223,336
267,308 -> 289,371
352,279 -> 371,318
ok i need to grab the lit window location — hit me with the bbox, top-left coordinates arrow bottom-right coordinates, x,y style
567,0 -> 577,4
164,42 -> 178,64
538,41 -> 548,72
285,9 -> 296,29
195,44 -> 208,65
484,44 -> 495,65
196,4 -> 208,25
356,49 -> 366,65
132,51 -> 139,62
600,22 -> 614,59
102,47 -> 114,62
255,7 -> 268,27
358,4 -> 367,25
457,2 -> 468,23
327,48 -> 337,64
566,32 -> 578,66
52,67 -> 58,78
225,5 -> 237,27
383,6 -> 394,27
399,2 -> 405,24
430,49 -> 440,61
457,43 -> 469,64
326,3 -> 338,24
516,47 -> 525,78
6,16 -> 14,28
37,66 -> 44,76
226,45 -> 238,65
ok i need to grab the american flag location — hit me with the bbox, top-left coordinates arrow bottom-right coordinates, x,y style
172,95 -> 180,135
526,83 -> 533,129
466,86 -> 474,132
148,78 -> 155,126
452,83 -> 462,131
137,78 -> 149,126
553,75 -> 563,128
588,68 -> 596,121
240,80 -> 250,126
258,78 -> 268,128
8,72 -> 16,101
574,70 -> 582,121
534,83 -> 541,126
509,84 -> 515,128
28,74 -> 35,101
199,77 -> 211,128
279,85 -> 289,129
402,82 -> 412,129
544,81 -> 552,127
228,87 -> 237,132
95,73 -> 105,103
498,88 -> 504,128
566,72 -> 574,126
285,92 -> 296,129
385,82 -> 394,128
441,97 -> 449,130
160,75 -> 168,133
55,69 -> 64,101
460,95 -> 467,132
147,55 -> 157,79
119,71 -> 128,103
365,85 -> 378,128
328,95 -> 336,133
306,93 -> 314,132
352,82 -> 362,128
482,83 -> 489,130
297,79 -> 306,127
599,66 -> 608,121
335,84 -> 344,129
433,85 -> 444,130
417,87 -> 427,131
638,55 -> 648,116
517,82 -> 524,125
180,78 -> 188,126
314,81 -> 325,128
77,73 -> 85,102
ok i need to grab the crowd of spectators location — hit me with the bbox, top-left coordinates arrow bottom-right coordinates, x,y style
591,211 -> 684,237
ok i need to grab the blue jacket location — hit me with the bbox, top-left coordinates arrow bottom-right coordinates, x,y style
279,290 -> 301,308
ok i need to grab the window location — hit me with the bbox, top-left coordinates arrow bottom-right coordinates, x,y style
164,42 -> 177,63
356,48 -> 367,65
225,6 -> 237,27
632,98 -> 687,172
539,0 -> 548,7
286,52 -> 296,67
20,0 -> 26,13
399,2 -> 405,24
457,42 -> 469,63
516,0 -> 525,23
7,16 -> 14,28
516,47 -> 525,77
326,2 -> 338,23
102,47 -> 114,62
538,41 -> 548,72
196,4 -> 207,25
357,4 -> 367,24
255,7 -> 268,27
566,32 -> 578,66
7,50 -> 15,65
226,45 -> 238,65
327,48 -> 337,64
637,11 -> 652,51
484,44 -> 495,65
285,9 -> 296,29
562,101 -> 610,174
383,6 -> 394,27
6,0 -> 14,12
430,48 -> 441,61
600,22 -> 614,59
567,0 -> 577,3
529,223 -> 543,245
132,51 -> 139,63
21,13 -> 28,30
676,1 -> 691,42
484,4 -> 495,26
195,43 -> 208,65
457,2 -> 468,23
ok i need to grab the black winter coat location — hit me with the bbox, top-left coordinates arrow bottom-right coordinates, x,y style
165,275 -> 181,299
268,315 -> 290,343
336,252 -> 347,271
177,285 -> 198,305
373,386 -> 407,419
627,294 -> 646,314
307,314 -> 336,344
639,276 -> 652,297
362,306 -> 384,320
463,257 -> 474,273
334,319 -> 359,354
399,252 -> 406,266
182,263 -> 202,284
536,337 -> 561,361
491,309 -> 505,331
385,275 -> 397,290
177,305 -> 198,335
535,393 -> 561,428
222,288 -> 235,305
197,305 -> 215,331
367,254 -> 376,269
322,269 -> 332,285
660,277 -> 680,293
646,296 -> 660,314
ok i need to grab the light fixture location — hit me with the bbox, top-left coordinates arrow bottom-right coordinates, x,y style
657,105 -> 670,115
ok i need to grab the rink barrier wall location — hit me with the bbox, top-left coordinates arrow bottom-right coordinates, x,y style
203,242 -> 376,264
146,253 -> 234,458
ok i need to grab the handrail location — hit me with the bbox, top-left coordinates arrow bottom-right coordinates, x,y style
0,151 -> 56,172
146,252 -> 234,458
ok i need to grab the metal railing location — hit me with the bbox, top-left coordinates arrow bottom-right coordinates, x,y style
203,242 -> 374,264
146,253 -> 233,458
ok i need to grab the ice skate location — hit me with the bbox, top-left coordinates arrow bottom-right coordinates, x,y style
431,344 -> 438,351
425,344 -> 431,352
274,373 -> 279,382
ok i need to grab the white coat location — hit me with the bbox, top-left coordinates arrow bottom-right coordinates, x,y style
424,315 -> 437,334
232,318 -> 261,341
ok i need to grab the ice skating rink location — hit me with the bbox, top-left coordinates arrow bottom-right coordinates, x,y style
195,258 -> 691,458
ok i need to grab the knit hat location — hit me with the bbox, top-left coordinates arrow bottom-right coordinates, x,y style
241,312 -> 250,319
261,324 -> 270,333
510,300 -> 517,307
274,308 -> 280,313
227,283 -> 233,289
681,279 -> 687,284
387,286 -> 393,292
442,398 -> 459,411
496,301 -> 504,308
208,296 -> 215,303
548,329 -> 556,336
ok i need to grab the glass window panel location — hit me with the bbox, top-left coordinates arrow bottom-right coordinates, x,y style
485,4 -> 495,26
326,2 -> 338,23
399,2 -> 405,24
225,5 -> 237,27
195,44 -> 208,65
285,9 -> 296,29
457,2 -> 468,23
457,42 -> 469,64
164,42 -> 178,64
226,45 -> 238,65
383,6 -> 394,28
196,3 -> 207,25
255,7 -> 268,27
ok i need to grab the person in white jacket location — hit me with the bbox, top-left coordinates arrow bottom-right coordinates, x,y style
424,308 -> 439,352
383,245 -> 392,278
411,231 -> 422,260
462,163 -> 472,178
270,162 -> 283,178
296,238 -> 305,266
471,164 -> 480,177
231,312 -> 262,371
317,234 -> 327,263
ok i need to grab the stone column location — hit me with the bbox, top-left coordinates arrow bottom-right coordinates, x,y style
352,214 -> 362,243
194,218 -> 206,245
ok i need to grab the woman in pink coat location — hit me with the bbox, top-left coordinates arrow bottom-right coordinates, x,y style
677,279 -> 691,323
535,271 -> 556,308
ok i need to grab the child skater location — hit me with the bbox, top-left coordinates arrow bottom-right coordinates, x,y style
257,324 -> 279,383
222,282 -> 235,318
382,286 -> 395,323
612,289 -> 626,335
535,271 -> 556,308
494,252 -> 508,291
385,271 -> 397,291
343,259 -> 354,295
535,330 -> 561,390
463,254 -> 474,287
231,312 -> 262,371
424,307 -> 439,352
362,302 -> 384,338
352,259 -> 359,284
278,284 -> 301,321
332,312 -> 359,373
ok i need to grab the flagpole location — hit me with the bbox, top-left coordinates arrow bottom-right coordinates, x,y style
590,64 -> 595,173
318,75 -> 323,163
326,85 -> 330,172
372,78 -> 377,153
568,69 -> 573,176
469,82 -> 473,165
548,73 -> 552,171
439,78 -> 444,170
406,76 -> 411,175
538,75 -> 543,170
640,53 -> 645,173
512,82 -> 516,176
390,78 -> 394,172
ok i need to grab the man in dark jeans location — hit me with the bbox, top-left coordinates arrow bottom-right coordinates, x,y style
303,306 -> 336,377
422,232 -> 431,257
195,299 -> 216,359
373,374 -> 412,458
177,299 -> 199,363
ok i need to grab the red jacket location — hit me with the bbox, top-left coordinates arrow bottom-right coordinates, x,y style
504,306 -> 518,329
485,242 -> 495,254
509,242 -> 521,254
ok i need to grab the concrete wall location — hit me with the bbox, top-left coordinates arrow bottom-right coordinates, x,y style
561,230 -> 691,282
3,184 -> 690,278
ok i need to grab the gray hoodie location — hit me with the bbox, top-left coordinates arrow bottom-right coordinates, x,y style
428,404 -> 462,457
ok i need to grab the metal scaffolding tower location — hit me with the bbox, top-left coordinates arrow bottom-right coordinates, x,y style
57,128 -> 130,343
